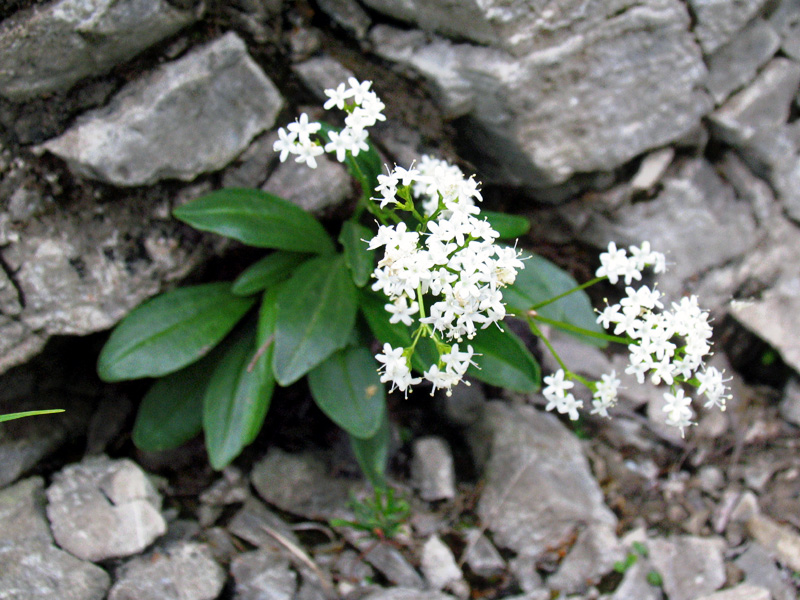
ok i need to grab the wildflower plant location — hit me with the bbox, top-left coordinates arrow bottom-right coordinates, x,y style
96,78 -> 728,490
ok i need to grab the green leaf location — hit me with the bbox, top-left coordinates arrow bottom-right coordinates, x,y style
309,345 -> 386,439
173,188 -> 335,255
358,289 -> 438,373
350,412 -> 390,489
272,254 -> 358,385
203,327 -> 275,470
97,283 -> 255,382
339,221 -> 375,287
319,123 -> 383,198
0,410 -> 64,423
133,350 -> 221,452
482,211 -> 531,239
232,251 -> 311,296
468,323 -> 541,392
504,251 -> 607,347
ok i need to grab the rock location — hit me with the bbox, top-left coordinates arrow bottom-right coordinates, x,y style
694,583 -> 771,600
369,1 -> 711,189
420,535 -> 464,591
746,512 -> 800,572
293,57 -> 355,103
251,448 -> 352,521
359,589 -> 457,600
42,32 -> 283,186
609,560 -> 662,600
647,536 -> 726,600
466,401 -> 617,558
730,276 -> 800,373
108,542 -> 225,600
462,529 -> 505,578
199,466 -> 249,506
0,538 -> 110,600
630,147 -> 675,192
768,0 -> 800,61
411,436 -> 456,502
547,524 -> 624,595
778,378 -> 800,426
222,131 -> 279,189
228,496 -> 301,550
262,155 -> 352,214
706,19 -> 782,104
0,476 -> 51,544
688,0 -> 770,54
717,151 -> 776,224
231,548 -> 298,600
735,542 -> 796,600
360,541 -> 426,589
46,455 -> 166,562
314,0 -> 371,40
508,555 -> 545,593
540,329 -> 614,384
0,0 -> 199,101
441,377 -> 486,427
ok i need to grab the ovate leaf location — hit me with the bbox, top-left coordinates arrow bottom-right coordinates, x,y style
504,251 -> 606,347
203,328 -> 275,470
97,283 -> 255,382
467,323 -> 540,392
173,188 -> 335,254
232,251 -> 310,296
272,254 -> 358,385
339,221 -> 375,287
482,211 -> 531,239
309,345 -> 386,439
350,413 -> 390,489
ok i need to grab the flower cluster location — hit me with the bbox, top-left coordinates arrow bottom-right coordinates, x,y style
543,242 -> 731,437
273,77 -> 385,168
370,163 -> 524,396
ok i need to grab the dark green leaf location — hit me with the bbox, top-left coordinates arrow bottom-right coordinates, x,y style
482,211 -> 531,239
173,188 -> 335,255
272,254 -> 358,385
350,412 -> 390,489
309,345 -> 385,439
339,221 -> 375,287
0,410 -> 64,423
318,123 -> 383,198
232,251 -> 310,296
97,283 -> 255,382
203,328 -> 275,470
468,323 -> 540,392
504,251 -> 607,347
133,350 -> 222,452
358,289 -> 438,373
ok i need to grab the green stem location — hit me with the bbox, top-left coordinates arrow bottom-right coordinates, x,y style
527,319 -> 591,388
531,277 -> 605,311
528,314 -> 632,345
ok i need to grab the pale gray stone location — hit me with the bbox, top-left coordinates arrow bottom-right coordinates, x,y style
359,589 -> 457,600
42,32 -> 283,186
420,535 -> 463,591
361,541 -> 426,589
411,436 -> 456,502
688,0 -> 770,54
648,536 -> 726,600
293,57 -> 355,102
718,151 -> 776,224
0,0 -> 198,101
467,401 -> 617,558
547,524 -> 624,595
779,377 -> 800,426
768,0 -> 800,61
108,542 -> 225,600
706,19 -> 782,104
747,513 -> 800,572
262,155 -> 352,214
609,560 -> 662,600
315,0 -> 371,39
0,476 -> 51,544
0,538 -> 110,600
222,131 -> 278,189
462,529 -> 505,578
735,542 -> 796,600
228,497 -> 300,550
231,548 -> 297,600
630,147 -> 675,192
46,456 -> 166,562
695,583 -> 771,600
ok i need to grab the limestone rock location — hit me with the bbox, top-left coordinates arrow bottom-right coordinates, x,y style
0,0 -> 199,101
262,156 -> 352,214
747,512 -> 800,572
688,0 -> 770,54
735,542 -> 797,600
694,583 -> 771,600
648,536 -> 726,600
46,456 -> 166,562
768,0 -> 800,61
360,589 -> 457,600
466,401 -> 617,558
0,476 -> 51,544
462,530 -> 505,578
42,32 -> 283,186
420,535 -> 463,591
411,436 -> 456,502
779,377 -> 800,426
547,524 -> 624,595
231,548 -> 298,600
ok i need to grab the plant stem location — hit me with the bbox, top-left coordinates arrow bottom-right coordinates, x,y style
529,314 -> 632,345
531,277 -> 605,311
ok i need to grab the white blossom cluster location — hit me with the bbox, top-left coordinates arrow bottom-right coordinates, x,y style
272,77 -> 385,168
369,164 -> 524,396
543,241 -> 731,437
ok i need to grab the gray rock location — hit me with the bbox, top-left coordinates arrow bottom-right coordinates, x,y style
647,536 -> 726,600
0,0 -> 198,101
706,19 -> 782,104
231,548 -> 298,600
609,560 -> 662,600
630,147 -> 675,192
360,541 -> 426,589
508,555 -> 545,593
695,583 -> 771,600
293,57 -> 356,103
108,542 -> 226,600
0,476 -> 51,544
315,0 -> 371,39
540,329 -> 614,384
466,401 -> 617,558
359,589 -> 457,600
0,538 -> 110,599
199,466 -> 249,506
718,151 -> 776,224
779,377 -> 800,426
736,542 -> 796,600
688,0 -> 770,54
462,529 -> 505,578
262,155 -> 352,214
222,131 -> 279,190
46,455 -> 166,562
228,496 -> 301,550
747,513 -> 800,572
42,32 -> 283,186
768,0 -> 800,61
411,436 -> 456,502
776,157 -> 800,222
420,535 -> 464,591
547,524 -> 624,595
369,1 -> 711,189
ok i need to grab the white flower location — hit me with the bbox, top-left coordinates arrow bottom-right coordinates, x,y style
323,82 -> 353,110
293,139 -> 324,168
663,388 -> 694,436
596,242 -> 636,285
376,343 -> 421,395
696,366 -> 731,410
347,77 -> 372,103
287,113 -> 321,141
385,296 -> 419,326
273,127 -> 298,162
543,369 -> 574,399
